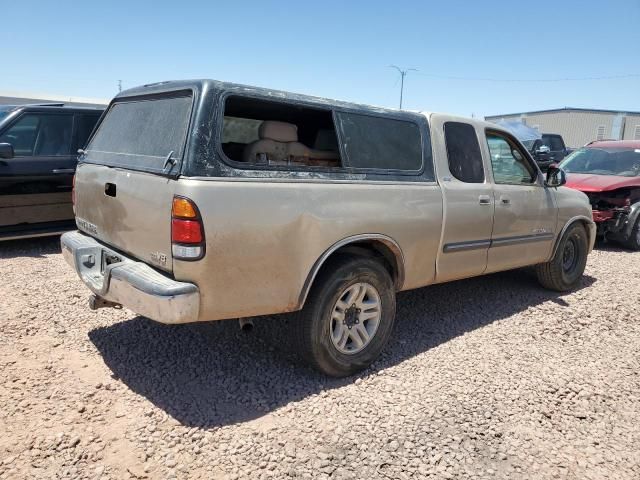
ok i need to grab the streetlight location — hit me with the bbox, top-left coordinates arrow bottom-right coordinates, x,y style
389,65 -> 418,110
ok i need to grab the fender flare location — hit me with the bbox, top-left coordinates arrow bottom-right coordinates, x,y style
550,215 -> 596,259
297,234 -> 405,309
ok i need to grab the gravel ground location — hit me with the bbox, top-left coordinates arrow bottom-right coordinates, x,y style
1,237 -> 639,480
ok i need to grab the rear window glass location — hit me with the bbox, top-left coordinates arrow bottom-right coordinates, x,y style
84,93 -> 192,173
336,112 -> 422,171
542,135 -> 564,151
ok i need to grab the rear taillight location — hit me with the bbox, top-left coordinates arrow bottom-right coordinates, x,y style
171,196 -> 205,260
71,174 -> 76,214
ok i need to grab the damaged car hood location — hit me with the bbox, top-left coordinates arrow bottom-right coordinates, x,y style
565,173 -> 640,193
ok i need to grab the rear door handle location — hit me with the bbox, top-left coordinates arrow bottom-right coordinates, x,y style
478,195 -> 492,205
52,168 -> 75,174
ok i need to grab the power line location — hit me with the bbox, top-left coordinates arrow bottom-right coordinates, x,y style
413,72 -> 640,83
389,65 -> 418,109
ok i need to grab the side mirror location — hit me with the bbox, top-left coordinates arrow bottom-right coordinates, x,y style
545,165 -> 567,187
0,142 -> 14,159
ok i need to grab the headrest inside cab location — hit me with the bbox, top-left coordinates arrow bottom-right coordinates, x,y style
259,121 -> 298,142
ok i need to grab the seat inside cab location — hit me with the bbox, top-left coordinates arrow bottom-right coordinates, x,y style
221,95 -> 341,168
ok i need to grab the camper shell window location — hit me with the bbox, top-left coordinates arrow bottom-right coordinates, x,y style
218,95 -> 425,176
221,96 -> 342,169
336,112 -> 423,172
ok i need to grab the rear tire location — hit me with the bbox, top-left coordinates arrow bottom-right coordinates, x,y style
624,217 -> 640,251
292,256 -> 396,377
536,223 -> 588,292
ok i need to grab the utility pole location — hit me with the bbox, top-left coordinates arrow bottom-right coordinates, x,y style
389,65 -> 417,110
117,80 -> 122,93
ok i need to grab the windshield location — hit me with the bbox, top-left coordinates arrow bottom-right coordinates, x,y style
559,147 -> 640,177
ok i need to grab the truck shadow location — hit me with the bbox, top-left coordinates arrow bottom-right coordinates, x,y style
0,235 -> 62,259
88,269 -> 595,429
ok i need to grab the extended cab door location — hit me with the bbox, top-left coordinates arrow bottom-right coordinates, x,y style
483,130 -> 557,273
433,118 -> 495,282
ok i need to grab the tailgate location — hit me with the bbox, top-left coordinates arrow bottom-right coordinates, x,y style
74,163 -> 176,271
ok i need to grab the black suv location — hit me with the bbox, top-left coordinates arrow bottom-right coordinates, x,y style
524,133 -> 570,171
0,104 -> 104,240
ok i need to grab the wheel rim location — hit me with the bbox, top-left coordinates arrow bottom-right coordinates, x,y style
562,236 -> 579,273
330,282 -> 381,355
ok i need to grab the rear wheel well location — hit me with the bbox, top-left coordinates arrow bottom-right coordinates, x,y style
300,239 -> 404,308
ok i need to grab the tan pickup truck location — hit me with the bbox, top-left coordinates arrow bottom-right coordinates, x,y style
61,80 -> 595,376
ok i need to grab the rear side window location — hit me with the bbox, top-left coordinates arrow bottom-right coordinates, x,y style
337,112 -> 422,171
542,135 -> 564,151
444,122 -> 484,183
85,93 -> 192,173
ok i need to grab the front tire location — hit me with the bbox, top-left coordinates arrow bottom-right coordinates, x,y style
536,223 -> 588,292
293,256 -> 396,377
624,217 -> 640,251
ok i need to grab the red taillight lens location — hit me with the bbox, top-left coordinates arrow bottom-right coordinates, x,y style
171,219 -> 203,244
171,197 -> 204,260
71,174 -> 76,213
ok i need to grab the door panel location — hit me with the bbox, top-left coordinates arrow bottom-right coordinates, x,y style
486,184 -> 556,272
484,131 -> 557,273
434,120 -> 494,282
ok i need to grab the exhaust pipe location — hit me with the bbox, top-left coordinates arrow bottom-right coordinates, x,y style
238,317 -> 254,332
88,294 -> 121,311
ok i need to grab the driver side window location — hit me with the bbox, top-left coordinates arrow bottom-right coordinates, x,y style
0,114 -> 73,157
486,132 -> 536,184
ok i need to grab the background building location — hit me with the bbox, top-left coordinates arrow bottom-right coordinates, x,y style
485,108 -> 640,148
0,89 -> 108,108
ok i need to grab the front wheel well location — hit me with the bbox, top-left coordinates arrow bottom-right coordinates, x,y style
552,217 -> 594,259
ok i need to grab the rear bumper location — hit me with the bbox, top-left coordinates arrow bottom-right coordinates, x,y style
61,230 -> 200,324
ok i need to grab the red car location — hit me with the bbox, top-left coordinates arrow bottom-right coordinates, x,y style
559,140 -> 640,250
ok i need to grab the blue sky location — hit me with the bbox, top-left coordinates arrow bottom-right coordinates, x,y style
2,0 -> 639,117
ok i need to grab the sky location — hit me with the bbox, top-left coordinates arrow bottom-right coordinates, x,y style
2,0 -> 639,118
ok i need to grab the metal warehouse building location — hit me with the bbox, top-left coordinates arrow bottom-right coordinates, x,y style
485,108 -> 640,148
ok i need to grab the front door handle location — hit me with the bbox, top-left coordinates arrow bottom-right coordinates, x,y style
52,168 -> 75,174
479,195 -> 492,205
500,196 -> 511,205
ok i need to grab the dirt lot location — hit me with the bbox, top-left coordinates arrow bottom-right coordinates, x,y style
1,237 -> 639,480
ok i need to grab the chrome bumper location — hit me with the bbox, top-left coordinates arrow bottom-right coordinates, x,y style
61,231 -> 200,324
